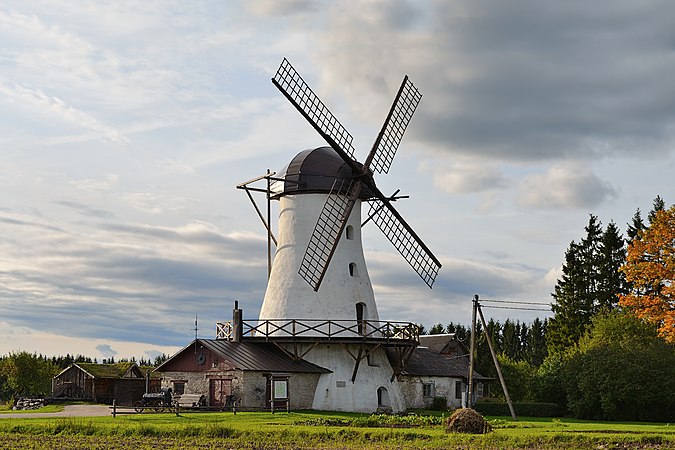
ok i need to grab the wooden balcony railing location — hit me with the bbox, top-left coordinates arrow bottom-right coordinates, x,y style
215,319 -> 419,344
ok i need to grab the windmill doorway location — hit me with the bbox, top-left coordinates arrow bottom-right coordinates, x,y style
377,387 -> 391,412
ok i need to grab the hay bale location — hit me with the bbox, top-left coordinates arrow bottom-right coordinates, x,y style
445,408 -> 492,434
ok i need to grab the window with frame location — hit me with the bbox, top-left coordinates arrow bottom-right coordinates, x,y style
422,382 -> 435,398
173,380 -> 186,395
455,380 -> 463,399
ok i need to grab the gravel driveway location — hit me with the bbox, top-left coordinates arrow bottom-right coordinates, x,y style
0,404 -> 110,419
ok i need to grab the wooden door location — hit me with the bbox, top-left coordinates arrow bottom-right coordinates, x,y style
209,379 -> 231,407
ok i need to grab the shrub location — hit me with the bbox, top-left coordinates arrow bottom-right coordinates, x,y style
430,396 -> 448,411
445,408 -> 491,434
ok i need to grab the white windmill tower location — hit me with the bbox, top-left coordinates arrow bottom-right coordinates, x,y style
233,59 -> 441,413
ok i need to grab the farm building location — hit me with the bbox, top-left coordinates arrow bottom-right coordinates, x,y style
394,334 -> 489,409
155,339 -> 330,410
157,333 -> 487,412
52,362 -> 159,405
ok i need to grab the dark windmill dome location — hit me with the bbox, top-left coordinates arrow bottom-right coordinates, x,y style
270,146 -> 375,199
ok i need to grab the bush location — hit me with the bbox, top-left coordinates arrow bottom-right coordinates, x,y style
430,396 -> 448,411
474,400 -> 563,417
445,408 -> 491,434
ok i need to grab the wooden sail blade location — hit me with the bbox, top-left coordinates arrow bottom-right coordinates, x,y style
272,58 -> 358,169
298,179 -> 362,291
367,197 -> 441,288
365,76 -> 422,175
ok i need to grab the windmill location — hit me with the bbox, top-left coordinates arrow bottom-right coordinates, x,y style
272,58 -> 441,292
232,59 -> 442,412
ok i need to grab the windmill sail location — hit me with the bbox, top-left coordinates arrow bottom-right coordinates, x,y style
367,198 -> 441,288
272,58 -> 358,166
272,58 -> 441,291
299,179 -> 362,291
366,76 -> 422,174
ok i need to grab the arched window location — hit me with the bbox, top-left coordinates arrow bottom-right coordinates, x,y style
349,262 -> 358,277
377,387 -> 390,408
346,225 -> 354,240
356,302 -> 366,335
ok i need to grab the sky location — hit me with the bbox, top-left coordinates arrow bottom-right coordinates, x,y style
1,0 -> 674,361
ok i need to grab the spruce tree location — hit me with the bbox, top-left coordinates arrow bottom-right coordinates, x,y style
626,208 -> 645,243
548,240 -> 588,353
648,195 -> 665,224
597,221 -> 627,311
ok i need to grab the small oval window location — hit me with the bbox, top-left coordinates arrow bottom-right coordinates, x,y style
346,225 -> 354,240
349,262 -> 358,277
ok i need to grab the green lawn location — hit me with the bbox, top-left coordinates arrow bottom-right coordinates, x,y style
0,410 -> 673,449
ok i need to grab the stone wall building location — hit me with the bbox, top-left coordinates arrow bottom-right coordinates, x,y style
155,339 -> 329,410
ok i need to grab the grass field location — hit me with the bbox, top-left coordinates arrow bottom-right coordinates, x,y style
0,409 -> 673,449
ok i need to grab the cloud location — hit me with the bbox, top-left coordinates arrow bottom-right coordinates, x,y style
96,344 -> 118,359
429,161 -> 509,194
314,1 -> 675,162
517,163 -> 617,209
0,83 -> 129,144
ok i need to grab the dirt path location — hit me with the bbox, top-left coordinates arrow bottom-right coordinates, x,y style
0,404 -> 110,419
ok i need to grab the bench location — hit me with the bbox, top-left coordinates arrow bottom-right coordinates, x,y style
175,394 -> 205,408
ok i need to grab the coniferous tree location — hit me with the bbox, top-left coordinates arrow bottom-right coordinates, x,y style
428,323 -> 445,335
648,195 -> 665,224
597,221 -> 628,312
627,208 -> 646,244
526,318 -> 548,367
548,240 -> 588,353
548,215 -> 629,353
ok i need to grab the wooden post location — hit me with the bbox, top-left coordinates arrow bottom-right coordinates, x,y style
477,305 -> 517,420
112,399 -> 116,418
175,401 -> 180,417
467,295 -> 478,408
267,169 -> 272,279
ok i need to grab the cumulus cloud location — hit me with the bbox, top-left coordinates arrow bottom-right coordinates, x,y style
314,0 -> 675,162
517,163 -> 617,209
429,161 -> 509,194
96,344 -> 118,359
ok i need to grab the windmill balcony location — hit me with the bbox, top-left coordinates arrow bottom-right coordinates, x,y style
216,319 -> 419,347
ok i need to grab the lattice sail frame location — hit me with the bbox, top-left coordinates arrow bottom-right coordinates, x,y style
368,76 -> 422,175
298,179 -> 361,290
367,199 -> 441,288
273,58 -> 356,162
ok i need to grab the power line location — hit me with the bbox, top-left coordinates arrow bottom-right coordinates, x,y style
480,299 -> 550,306
481,305 -> 551,312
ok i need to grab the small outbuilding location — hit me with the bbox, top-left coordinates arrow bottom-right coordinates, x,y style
52,362 -> 155,405
155,339 -> 331,411
393,334 -> 490,409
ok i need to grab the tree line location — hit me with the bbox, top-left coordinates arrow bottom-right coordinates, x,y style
424,196 -> 675,421
0,352 -> 169,401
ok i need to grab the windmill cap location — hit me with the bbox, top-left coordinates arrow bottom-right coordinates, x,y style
270,146 -> 375,199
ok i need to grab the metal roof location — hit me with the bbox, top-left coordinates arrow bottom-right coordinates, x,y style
157,339 -> 330,374
388,347 -> 490,381
270,146 -> 374,199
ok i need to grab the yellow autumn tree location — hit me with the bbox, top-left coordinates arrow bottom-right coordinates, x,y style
619,206 -> 675,342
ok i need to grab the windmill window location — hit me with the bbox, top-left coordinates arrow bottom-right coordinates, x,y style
346,225 -> 354,240
349,262 -> 358,277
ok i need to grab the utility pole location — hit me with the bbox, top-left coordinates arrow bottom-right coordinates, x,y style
467,294 -> 478,408
477,305 -> 517,420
